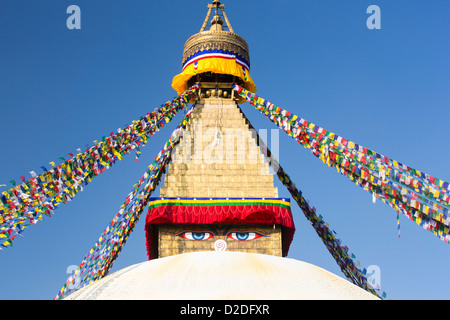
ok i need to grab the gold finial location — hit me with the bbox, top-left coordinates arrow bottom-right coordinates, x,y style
173,0 -> 257,95
200,0 -> 234,33
182,1 -> 249,67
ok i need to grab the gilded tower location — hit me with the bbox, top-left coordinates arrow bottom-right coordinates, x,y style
145,0 -> 295,260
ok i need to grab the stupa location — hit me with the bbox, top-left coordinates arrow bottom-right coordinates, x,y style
65,0 -> 379,300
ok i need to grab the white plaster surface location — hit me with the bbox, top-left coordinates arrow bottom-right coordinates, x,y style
65,251 -> 379,300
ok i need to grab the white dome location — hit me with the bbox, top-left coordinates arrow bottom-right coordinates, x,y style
65,251 -> 379,300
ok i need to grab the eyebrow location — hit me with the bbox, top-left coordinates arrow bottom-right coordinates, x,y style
222,225 -> 234,236
204,225 -> 219,236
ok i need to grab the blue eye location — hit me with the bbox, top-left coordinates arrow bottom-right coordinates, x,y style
236,232 -> 249,240
178,232 -> 214,241
192,232 -> 207,240
227,232 -> 263,241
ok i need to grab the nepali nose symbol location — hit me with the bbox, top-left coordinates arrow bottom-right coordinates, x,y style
214,239 -> 227,251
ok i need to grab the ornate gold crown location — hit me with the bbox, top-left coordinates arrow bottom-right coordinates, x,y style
181,0 -> 250,69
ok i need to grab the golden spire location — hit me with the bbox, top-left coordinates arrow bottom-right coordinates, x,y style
172,0 -> 257,95
180,1 -> 250,73
200,0 -> 233,33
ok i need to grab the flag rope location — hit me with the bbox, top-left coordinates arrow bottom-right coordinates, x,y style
233,84 -> 450,243
54,100 -> 199,300
236,104 -> 385,299
0,85 -> 200,250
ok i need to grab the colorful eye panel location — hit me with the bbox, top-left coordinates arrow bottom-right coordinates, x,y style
177,231 -> 214,241
226,232 -> 264,241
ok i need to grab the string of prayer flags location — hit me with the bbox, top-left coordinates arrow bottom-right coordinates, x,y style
237,104 -> 385,299
0,84 -> 200,250
338,157 -> 449,242
54,102 -> 199,300
233,84 -> 450,208
233,84 -> 450,244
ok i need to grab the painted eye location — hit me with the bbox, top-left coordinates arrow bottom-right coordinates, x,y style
227,232 -> 262,241
179,232 -> 214,241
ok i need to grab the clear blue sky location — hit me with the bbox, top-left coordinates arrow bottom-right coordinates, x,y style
1,0 -> 449,300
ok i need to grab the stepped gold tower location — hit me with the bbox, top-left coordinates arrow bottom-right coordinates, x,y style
145,0 -> 295,260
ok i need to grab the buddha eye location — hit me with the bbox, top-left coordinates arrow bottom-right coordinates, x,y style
178,231 -> 214,241
226,232 -> 263,241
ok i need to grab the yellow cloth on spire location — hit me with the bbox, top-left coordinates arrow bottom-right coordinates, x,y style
171,56 -> 257,95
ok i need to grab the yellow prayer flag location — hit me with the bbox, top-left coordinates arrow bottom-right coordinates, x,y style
433,189 -> 440,198
113,151 -> 123,160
